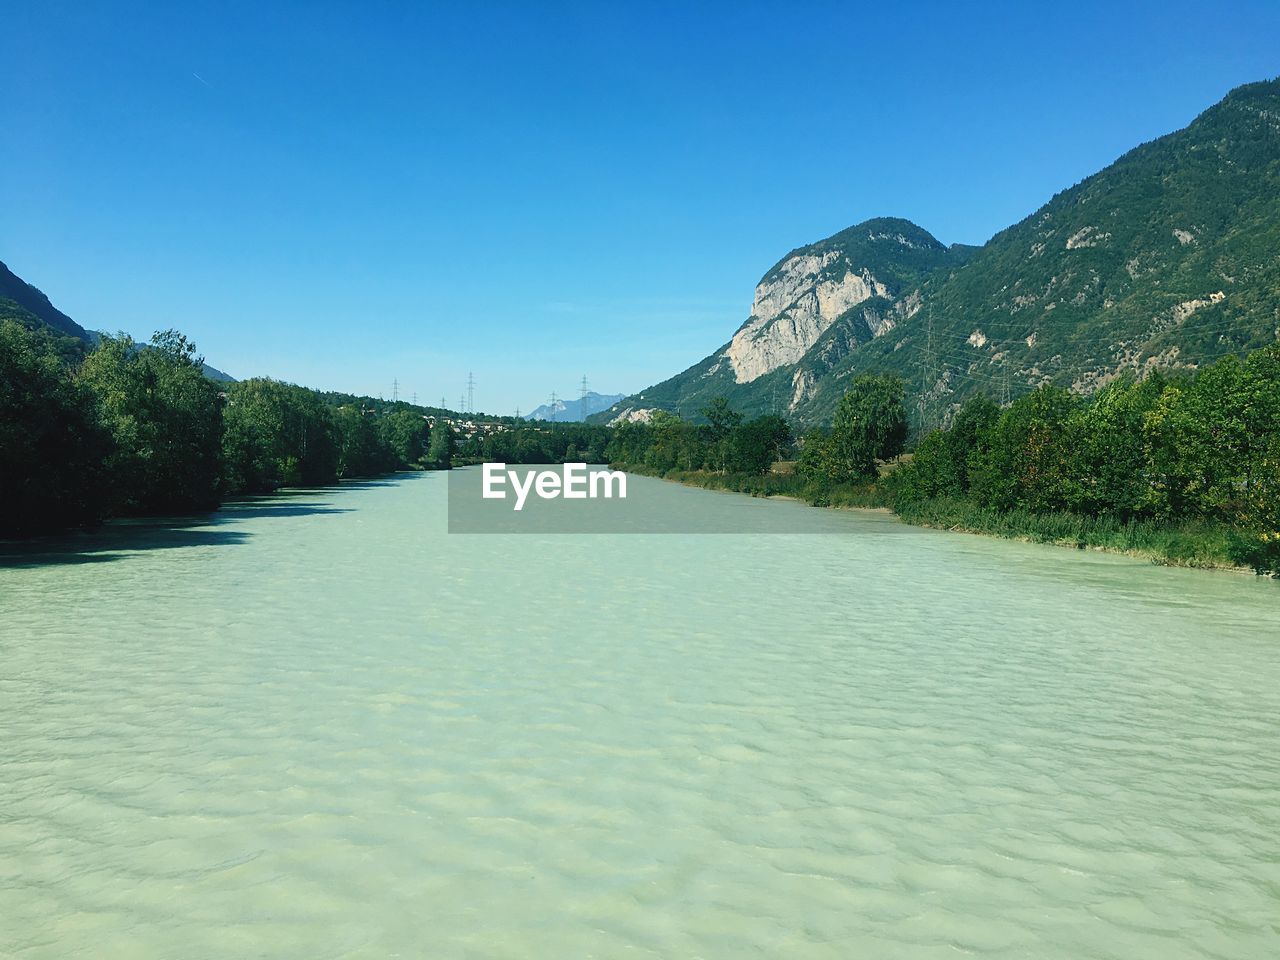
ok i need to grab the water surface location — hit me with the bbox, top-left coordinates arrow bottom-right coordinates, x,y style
2,473 -> 1279,958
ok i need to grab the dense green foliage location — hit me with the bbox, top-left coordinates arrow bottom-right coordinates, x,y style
611,361 -> 1278,576
1,296 -> 87,366
426,418 -> 456,469
894,347 -> 1280,574
893,497 -> 1240,569
80,331 -> 225,513
605,398 -> 792,475
458,421 -> 611,465
0,322 -> 449,535
223,379 -> 342,491
0,321 -> 110,535
797,374 -> 907,483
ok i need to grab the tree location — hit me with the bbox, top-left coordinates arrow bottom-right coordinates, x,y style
699,396 -> 744,470
79,330 -> 223,512
426,418 -> 455,469
968,386 -> 1079,512
0,320 -> 112,534
1144,358 -> 1252,520
827,374 -> 908,481
379,409 -> 428,468
701,396 -> 743,439
796,428 -> 840,485
334,404 -> 386,478
896,394 -> 1000,502
223,378 -> 340,491
726,415 -> 792,474
644,410 -> 696,471
1071,376 -> 1163,518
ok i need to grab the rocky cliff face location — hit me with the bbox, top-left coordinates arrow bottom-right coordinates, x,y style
600,218 -> 967,424
723,252 -> 889,383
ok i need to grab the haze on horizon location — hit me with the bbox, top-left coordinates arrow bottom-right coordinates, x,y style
3,0 -> 1279,414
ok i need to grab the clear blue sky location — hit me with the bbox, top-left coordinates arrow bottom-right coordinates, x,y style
3,1 -> 1278,413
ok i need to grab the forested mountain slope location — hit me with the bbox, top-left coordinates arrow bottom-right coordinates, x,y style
0,259 -> 235,381
0,260 -> 90,340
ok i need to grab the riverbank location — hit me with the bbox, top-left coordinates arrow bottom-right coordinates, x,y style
616,463 -> 1257,574
893,496 -> 1248,572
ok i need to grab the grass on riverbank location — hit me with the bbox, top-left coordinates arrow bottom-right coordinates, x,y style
619,463 -> 895,508
893,496 -> 1244,570
617,463 -> 1253,572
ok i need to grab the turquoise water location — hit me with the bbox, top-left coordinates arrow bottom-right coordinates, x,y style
2,472 -> 1279,958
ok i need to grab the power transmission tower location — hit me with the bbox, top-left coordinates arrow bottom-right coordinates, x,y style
459,393 -> 466,414
548,390 -> 559,422
579,375 -> 589,420
392,378 -> 399,403
1000,362 -> 1012,407
411,391 -> 417,405
466,371 -> 475,414
440,395 -> 447,412
917,310 -> 938,432
514,406 -> 521,420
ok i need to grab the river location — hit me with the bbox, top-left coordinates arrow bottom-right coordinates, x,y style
2,471 -> 1278,958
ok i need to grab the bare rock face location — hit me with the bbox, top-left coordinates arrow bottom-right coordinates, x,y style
593,217 -> 962,427
723,253 -> 890,384
789,368 -> 815,411
608,407 -> 655,425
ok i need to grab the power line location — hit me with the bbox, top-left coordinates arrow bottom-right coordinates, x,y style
921,340 -> 1261,401
916,309 -> 938,431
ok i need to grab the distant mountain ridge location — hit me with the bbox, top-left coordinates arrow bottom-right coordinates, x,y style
0,260 -> 91,340
599,77 -> 1280,427
528,391 -> 625,422
0,259 -> 235,382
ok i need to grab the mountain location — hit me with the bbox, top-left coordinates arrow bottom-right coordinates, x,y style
527,390 -> 625,422
0,260 -> 91,340
0,259 -> 235,382
602,77 -> 1280,427
199,361 -> 236,383
601,218 -> 972,424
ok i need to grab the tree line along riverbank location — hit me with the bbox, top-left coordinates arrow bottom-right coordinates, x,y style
0,321 -> 457,536
604,349 -> 1280,577
1,319 -> 614,538
4,316 -> 1278,577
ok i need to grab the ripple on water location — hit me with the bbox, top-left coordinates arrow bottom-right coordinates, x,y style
2,474 -> 1279,958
